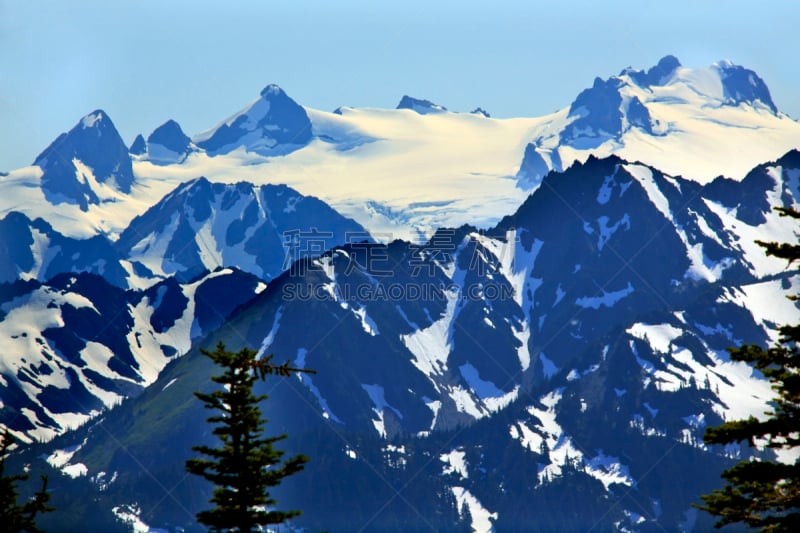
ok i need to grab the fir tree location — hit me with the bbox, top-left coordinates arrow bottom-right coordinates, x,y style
0,429 -> 54,533
697,207 -> 800,531
186,343 -> 312,532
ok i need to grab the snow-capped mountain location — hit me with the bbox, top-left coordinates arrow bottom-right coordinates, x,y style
396,95 -> 448,114
20,150 -> 798,531
0,177 -> 365,289
517,55 -> 794,188
138,57 -> 799,239
0,268 -> 264,442
193,84 -> 313,156
132,119 -> 196,165
0,211 -> 129,287
32,110 -> 134,211
0,177 -> 368,439
206,151 -> 797,439
3,57 -> 797,242
1,56 -> 799,531
115,177 -> 369,283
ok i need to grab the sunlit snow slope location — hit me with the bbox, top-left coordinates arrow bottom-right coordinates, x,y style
3,56 -> 798,242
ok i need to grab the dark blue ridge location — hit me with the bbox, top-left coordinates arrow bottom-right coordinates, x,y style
396,95 -> 447,113
129,133 -> 146,155
624,55 -> 681,87
718,62 -> 777,113
33,110 -> 134,210
196,85 -> 312,156
147,119 -> 191,154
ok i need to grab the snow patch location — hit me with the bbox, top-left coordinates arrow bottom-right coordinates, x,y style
627,322 -> 683,354
576,282 -> 634,309
401,285 -> 460,378
440,448 -> 469,479
451,486 -> 497,533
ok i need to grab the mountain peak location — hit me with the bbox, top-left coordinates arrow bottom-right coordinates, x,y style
712,59 -> 777,113
80,109 -> 109,129
194,84 -> 312,157
397,95 -> 447,115
562,75 -> 655,147
259,84 -> 284,98
129,134 -> 146,155
622,55 -> 681,87
655,54 -> 681,70
148,119 -> 188,143
145,119 -> 192,165
33,110 -> 134,210
619,55 -> 681,89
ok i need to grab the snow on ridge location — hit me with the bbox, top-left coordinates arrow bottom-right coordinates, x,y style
539,352 -> 559,379
526,389 -> 580,485
704,169 -> 800,279
81,111 -> 103,129
0,278 -> 198,442
623,164 -> 670,219
422,396 -> 442,432
192,95 -> 268,144
26,225 -> 55,281
112,505 -> 160,533
471,230 -> 539,370
626,314 -> 776,425
8,71 -> 800,242
256,306 -> 283,358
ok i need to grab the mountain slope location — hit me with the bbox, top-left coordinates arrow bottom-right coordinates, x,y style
21,151 -> 798,531
134,57 -> 800,239
0,211 -> 130,287
3,57 -> 797,242
0,176 -> 368,440
0,268 -> 264,442
115,177 -> 370,282
517,56 -> 797,188
1,56 -> 799,531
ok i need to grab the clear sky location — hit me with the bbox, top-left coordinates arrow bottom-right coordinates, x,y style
1,0 -> 798,171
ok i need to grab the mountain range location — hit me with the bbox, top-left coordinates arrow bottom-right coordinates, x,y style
0,56 -> 798,532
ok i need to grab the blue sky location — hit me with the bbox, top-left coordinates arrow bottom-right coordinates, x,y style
1,0 -> 798,171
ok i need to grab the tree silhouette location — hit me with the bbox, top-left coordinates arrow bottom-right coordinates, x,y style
0,429 -> 54,533
697,207 -> 800,531
186,342 -> 314,532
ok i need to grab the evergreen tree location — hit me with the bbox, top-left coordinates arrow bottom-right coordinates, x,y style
0,429 -> 54,533
186,342 -> 311,532
697,207 -> 800,531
